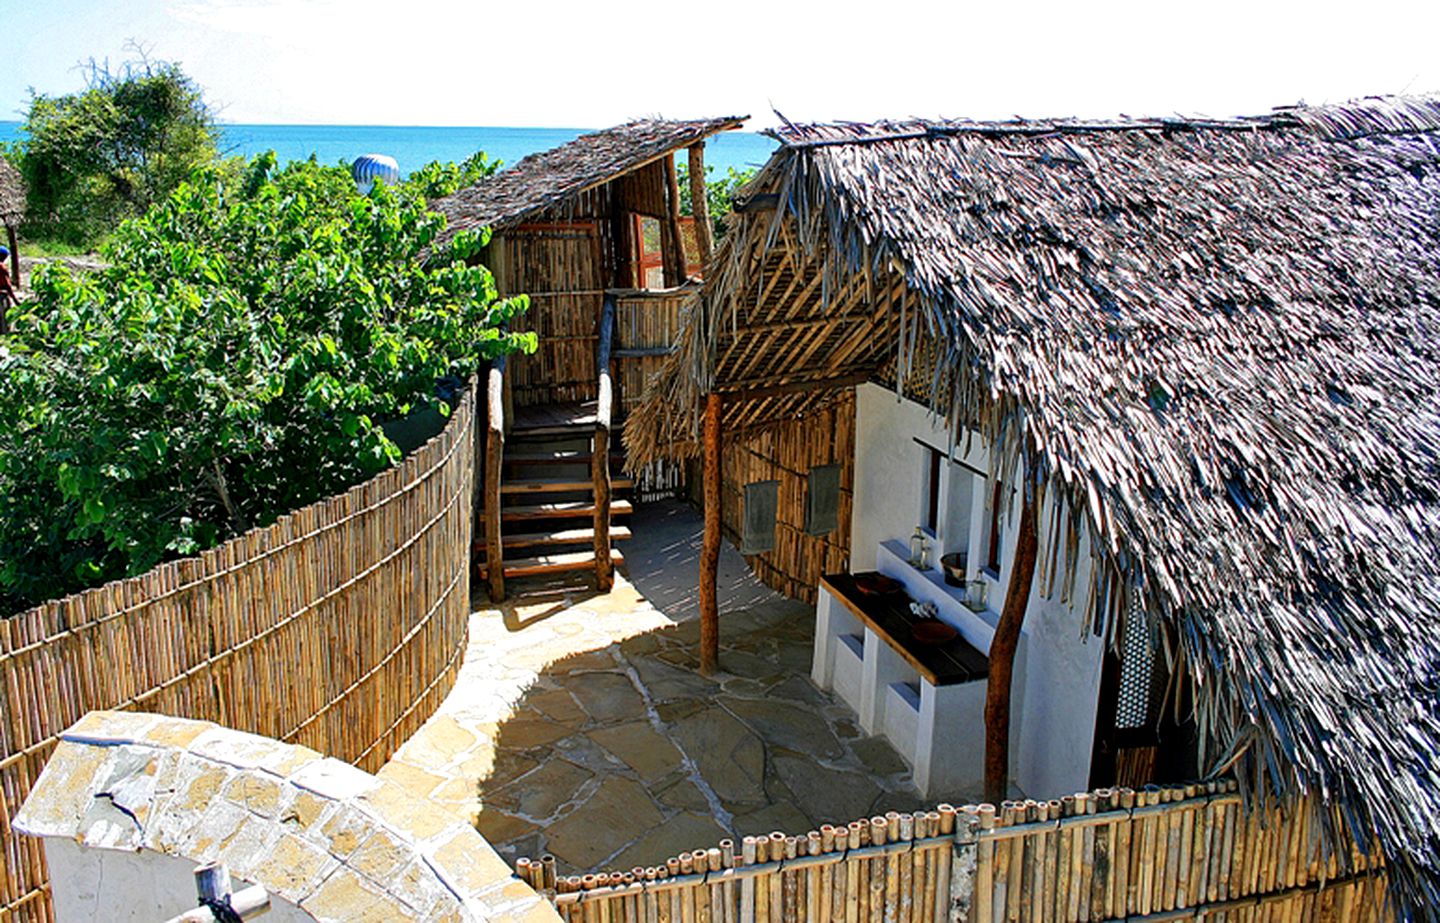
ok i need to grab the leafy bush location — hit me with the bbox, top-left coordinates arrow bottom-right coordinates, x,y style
0,154 -> 531,612
677,163 -> 757,242
406,150 -> 502,199
12,52 -> 220,248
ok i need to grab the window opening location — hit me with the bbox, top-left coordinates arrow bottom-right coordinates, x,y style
924,447 -> 942,534
985,476 -> 1004,574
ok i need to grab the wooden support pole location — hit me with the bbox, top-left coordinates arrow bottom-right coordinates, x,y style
594,295 -> 616,591
485,356 -> 507,602
699,391 -> 722,676
688,144 -> 713,266
663,154 -> 689,286
984,477 -> 1038,805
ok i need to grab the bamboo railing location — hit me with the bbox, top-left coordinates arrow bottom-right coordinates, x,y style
517,781 -> 1391,923
0,381 -> 478,923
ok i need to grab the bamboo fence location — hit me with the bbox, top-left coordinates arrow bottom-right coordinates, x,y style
0,382 -> 478,923
721,391 -> 856,603
518,781 -> 1390,923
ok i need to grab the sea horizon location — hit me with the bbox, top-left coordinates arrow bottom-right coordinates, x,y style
0,120 -> 777,178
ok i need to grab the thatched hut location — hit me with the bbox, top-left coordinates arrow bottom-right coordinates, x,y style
0,158 -> 24,293
628,96 -> 1440,917
430,116 -> 744,596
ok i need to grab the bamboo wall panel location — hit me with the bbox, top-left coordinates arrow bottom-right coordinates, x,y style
721,391 -> 855,603
519,782 -> 1391,923
615,288 -> 693,500
617,161 -> 669,219
496,224 -> 606,408
0,384 -> 478,923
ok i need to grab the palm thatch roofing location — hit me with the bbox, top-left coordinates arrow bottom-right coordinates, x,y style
629,95 -> 1440,917
429,116 -> 745,244
0,158 -> 25,226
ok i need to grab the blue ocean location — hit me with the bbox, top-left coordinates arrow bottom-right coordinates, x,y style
0,121 -> 776,177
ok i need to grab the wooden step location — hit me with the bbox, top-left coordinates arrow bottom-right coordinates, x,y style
500,477 -> 635,495
504,450 -> 626,467
510,401 -> 600,435
481,548 -> 625,579
496,526 -> 633,552
500,499 -> 634,522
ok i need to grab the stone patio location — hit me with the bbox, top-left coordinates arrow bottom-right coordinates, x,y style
379,501 -> 935,876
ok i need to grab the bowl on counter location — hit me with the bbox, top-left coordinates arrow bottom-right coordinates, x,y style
911,619 -> 958,645
940,552 -> 968,587
854,573 -> 904,596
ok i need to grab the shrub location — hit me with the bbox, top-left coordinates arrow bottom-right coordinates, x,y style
0,154 -> 531,612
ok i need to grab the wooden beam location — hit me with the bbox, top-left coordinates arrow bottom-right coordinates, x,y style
984,478 -> 1039,805
687,143 -> 713,265
717,372 -> 871,403
662,154 -> 688,287
699,391 -> 723,676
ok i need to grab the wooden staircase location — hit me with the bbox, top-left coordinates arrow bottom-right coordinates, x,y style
479,416 -> 632,592
478,295 -> 628,601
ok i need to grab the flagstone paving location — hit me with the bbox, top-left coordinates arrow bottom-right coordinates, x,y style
379,501 -> 942,876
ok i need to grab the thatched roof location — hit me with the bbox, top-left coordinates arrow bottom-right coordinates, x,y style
0,158 -> 25,226
629,95 -> 1440,917
430,116 -> 745,242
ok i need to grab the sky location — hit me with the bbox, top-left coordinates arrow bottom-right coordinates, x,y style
3,0 -> 1439,130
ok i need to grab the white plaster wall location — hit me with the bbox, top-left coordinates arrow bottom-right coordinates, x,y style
1010,490 -> 1106,799
852,383 -> 977,571
851,382 -> 1107,800
44,837 -> 313,923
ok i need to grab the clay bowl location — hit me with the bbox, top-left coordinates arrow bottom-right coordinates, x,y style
854,573 -> 903,596
910,619 -> 958,645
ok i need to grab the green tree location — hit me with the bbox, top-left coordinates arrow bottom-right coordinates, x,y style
677,163 -> 757,242
14,51 -> 219,247
406,150 -> 502,199
0,154 -> 531,612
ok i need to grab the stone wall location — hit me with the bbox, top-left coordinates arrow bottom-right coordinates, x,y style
14,711 -> 560,923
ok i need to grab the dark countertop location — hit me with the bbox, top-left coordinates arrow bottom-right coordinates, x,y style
821,572 -> 989,686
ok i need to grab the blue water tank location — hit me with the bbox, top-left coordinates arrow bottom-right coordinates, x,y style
352,153 -> 401,193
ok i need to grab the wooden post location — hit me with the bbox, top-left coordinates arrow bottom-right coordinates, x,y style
699,391 -> 722,675
687,144 -> 713,266
594,295 -> 616,591
3,225 -> 16,335
485,356 -> 507,602
663,154 -> 689,286
984,476 -> 1038,805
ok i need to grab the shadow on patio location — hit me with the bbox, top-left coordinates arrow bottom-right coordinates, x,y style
380,501 -> 930,876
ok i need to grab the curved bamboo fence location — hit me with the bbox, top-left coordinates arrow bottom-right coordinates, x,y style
519,781 -> 1390,923
0,382 -> 478,922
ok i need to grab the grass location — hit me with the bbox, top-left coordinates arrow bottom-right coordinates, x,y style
20,237 -> 102,259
